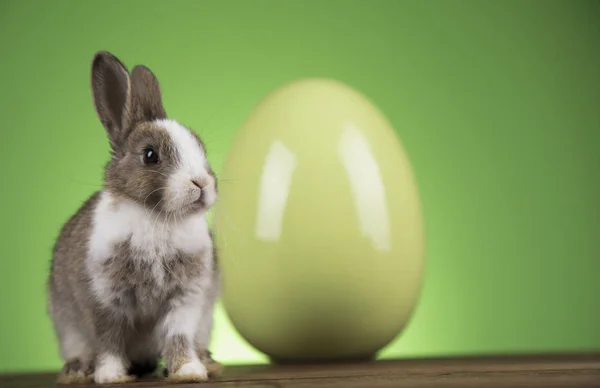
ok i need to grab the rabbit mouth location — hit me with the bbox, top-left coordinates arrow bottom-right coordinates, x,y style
192,191 -> 208,209
193,197 -> 205,208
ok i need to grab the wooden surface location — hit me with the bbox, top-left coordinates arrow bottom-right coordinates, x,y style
1,353 -> 600,388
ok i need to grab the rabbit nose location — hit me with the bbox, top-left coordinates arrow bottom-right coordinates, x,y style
192,177 -> 210,190
191,179 -> 206,204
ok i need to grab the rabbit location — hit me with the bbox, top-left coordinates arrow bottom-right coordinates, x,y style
47,51 -> 223,384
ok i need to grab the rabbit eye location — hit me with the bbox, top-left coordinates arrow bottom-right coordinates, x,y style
143,148 -> 159,164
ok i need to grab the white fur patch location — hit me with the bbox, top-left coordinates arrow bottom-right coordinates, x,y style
89,191 -> 211,261
154,119 -> 217,211
194,287 -> 218,350
157,119 -> 206,177
94,353 -> 126,384
176,359 -> 208,379
163,292 -> 204,339
87,191 -> 213,308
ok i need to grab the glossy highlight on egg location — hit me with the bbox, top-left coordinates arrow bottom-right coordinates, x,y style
214,78 -> 425,362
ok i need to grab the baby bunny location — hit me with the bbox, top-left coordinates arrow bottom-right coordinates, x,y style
47,51 -> 222,384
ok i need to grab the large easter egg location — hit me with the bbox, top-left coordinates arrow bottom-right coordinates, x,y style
213,79 -> 424,362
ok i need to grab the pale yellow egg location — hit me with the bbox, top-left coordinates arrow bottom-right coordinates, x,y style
214,78 -> 425,362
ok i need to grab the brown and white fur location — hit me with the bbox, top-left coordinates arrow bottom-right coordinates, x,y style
48,51 -> 223,384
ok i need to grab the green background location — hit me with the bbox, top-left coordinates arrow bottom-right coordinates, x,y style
1,0 -> 599,374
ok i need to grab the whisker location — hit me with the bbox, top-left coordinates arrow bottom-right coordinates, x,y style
160,193 -> 187,285
139,169 -> 169,178
144,188 -> 169,220
62,175 -> 104,188
149,196 -> 168,244
144,187 -> 168,207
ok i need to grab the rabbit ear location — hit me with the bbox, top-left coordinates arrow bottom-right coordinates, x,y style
91,51 -> 132,153
129,65 -> 167,125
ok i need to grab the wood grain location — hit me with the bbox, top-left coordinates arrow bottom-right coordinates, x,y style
1,353 -> 599,388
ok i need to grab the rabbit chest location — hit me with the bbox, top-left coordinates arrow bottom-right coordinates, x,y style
86,191 -> 213,319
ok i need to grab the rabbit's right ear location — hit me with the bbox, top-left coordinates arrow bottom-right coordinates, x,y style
91,51 -> 132,154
